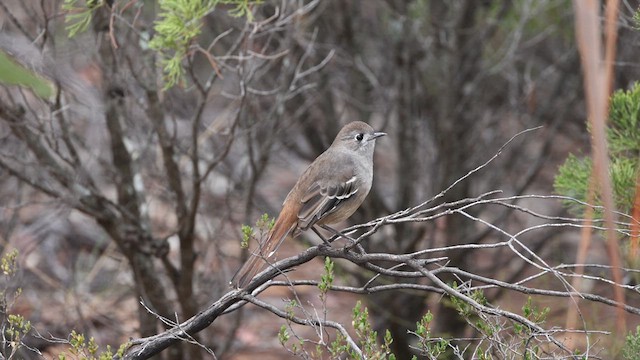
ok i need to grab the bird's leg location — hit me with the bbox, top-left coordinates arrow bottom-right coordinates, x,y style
311,226 -> 332,245
319,225 -> 358,246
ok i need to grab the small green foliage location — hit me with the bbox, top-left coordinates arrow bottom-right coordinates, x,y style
61,330 -> 129,360
240,224 -> 253,249
412,311 -> 449,359
0,249 -> 32,358
329,332 -> 352,357
448,283 -> 487,316
278,324 -> 290,346
62,0 -> 105,37
281,264 -> 398,359
513,321 -> 523,335
63,0 -> 262,87
114,342 -> 130,358
0,250 -> 127,359
634,8 -> 640,30
277,301 -> 306,357
554,154 -> 592,214
475,318 -> 496,338
450,290 -> 474,318
522,296 -> 550,324
470,289 -> 488,306
415,311 -> 433,338
69,330 -> 84,348
256,213 -> 275,231
608,83 -> 640,154
512,297 -> 550,358
224,0 -> 259,19
475,349 -> 494,360
318,257 -> 334,298
149,0 -> 262,87
383,330 -> 396,360
284,299 -> 297,319
352,301 -> 371,340
68,330 -> 93,355
351,301 -> 396,359
149,0 -> 215,86
87,337 -> 99,355
0,51 -> 54,99
6,314 -> 31,341
240,213 -> 274,249
610,158 -> 637,211
1,249 -> 18,276
314,343 -> 323,359
622,326 -> 640,360
554,82 -> 640,216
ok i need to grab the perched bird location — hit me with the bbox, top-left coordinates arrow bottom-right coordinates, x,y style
231,121 -> 386,288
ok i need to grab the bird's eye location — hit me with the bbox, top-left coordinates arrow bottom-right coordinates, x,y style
355,133 -> 364,141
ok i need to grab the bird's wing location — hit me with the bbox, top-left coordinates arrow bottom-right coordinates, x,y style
297,175 -> 359,230
231,173 -> 359,288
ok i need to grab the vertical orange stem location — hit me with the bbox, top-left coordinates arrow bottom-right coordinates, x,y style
572,0 -> 626,337
565,176 -> 596,341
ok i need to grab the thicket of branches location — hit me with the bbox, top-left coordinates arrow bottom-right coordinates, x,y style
0,0 -> 639,359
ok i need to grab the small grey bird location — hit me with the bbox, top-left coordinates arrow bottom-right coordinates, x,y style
232,121 -> 386,288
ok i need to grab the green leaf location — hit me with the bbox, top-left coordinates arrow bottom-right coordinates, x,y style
62,0 -> 104,37
318,257 -> 334,295
1,249 -> 19,276
554,154 -> 592,215
623,326 -> 640,360
611,157 -> 637,213
608,83 -> 640,155
278,325 -> 290,345
0,51 -> 54,99
149,0 -> 262,88
555,82 -> 640,216
240,224 -> 253,249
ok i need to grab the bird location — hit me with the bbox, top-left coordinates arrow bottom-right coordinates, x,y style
231,121 -> 386,288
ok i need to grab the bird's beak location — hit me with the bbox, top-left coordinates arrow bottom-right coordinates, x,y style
370,131 -> 387,140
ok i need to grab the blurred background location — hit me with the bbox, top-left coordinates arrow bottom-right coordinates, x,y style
1,0 -> 639,358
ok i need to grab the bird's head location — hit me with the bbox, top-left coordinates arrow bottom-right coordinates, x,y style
333,121 -> 386,155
